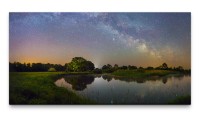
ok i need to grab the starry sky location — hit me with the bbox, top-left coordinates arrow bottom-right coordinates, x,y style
9,13 -> 191,69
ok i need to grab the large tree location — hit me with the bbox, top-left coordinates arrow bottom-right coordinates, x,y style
68,57 -> 95,72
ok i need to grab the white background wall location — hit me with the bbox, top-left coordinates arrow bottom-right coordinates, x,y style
0,0 -> 199,116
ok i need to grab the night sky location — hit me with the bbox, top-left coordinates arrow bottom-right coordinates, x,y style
9,13 -> 191,69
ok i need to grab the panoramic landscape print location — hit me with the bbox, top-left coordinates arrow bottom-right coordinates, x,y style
9,13 -> 191,105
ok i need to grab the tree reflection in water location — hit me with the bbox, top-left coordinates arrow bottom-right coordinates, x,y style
64,75 -> 95,91
162,78 -> 168,84
102,75 -> 112,82
55,74 -> 190,104
58,74 -> 188,91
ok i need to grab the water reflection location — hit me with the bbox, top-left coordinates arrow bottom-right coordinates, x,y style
162,78 -> 168,84
102,75 -> 112,82
55,74 -> 188,91
55,74 -> 191,104
55,78 -> 73,90
60,75 -> 95,91
113,74 -> 185,84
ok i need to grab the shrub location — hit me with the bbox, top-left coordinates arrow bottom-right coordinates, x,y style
48,68 -> 56,72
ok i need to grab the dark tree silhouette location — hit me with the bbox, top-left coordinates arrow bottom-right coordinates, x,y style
9,62 -> 65,72
162,63 -> 168,70
68,57 -> 95,72
114,64 -> 119,70
138,67 -> 144,69
102,65 -> 107,70
85,61 -> 95,71
120,66 -> 128,70
155,63 -> 168,70
102,64 -> 113,73
9,60 -> 188,73
146,66 -> 154,70
128,65 -> 137,70
93,68 -> 102,74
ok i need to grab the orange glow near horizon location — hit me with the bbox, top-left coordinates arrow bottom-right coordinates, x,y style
9,13 -> 191,69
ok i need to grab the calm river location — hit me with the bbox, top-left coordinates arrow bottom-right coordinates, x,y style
55,74 -> 191,104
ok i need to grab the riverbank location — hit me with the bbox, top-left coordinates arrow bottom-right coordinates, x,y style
9,72 -> 93,104
9,70 -> 190,104
110,69 -> 186,78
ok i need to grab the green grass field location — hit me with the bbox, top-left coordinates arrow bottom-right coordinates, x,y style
9,72 -> 93,104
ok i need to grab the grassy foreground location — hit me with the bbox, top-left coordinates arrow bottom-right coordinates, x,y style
168,95 -> 191,104
9,72 -> 93,104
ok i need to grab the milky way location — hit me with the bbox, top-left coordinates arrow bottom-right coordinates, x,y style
9,13 -> 191,68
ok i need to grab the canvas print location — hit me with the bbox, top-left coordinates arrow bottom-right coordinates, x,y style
9,12 -> 191,105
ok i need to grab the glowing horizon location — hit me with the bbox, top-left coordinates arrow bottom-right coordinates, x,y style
9,13 -> 191,69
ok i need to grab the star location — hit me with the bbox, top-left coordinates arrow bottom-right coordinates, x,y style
9,13 -> 191,69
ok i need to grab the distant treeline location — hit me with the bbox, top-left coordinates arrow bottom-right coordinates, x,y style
9,57 -> 190,73
9,62 -> 66,72
94,63 -> 190,74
